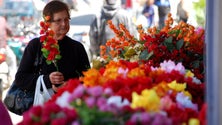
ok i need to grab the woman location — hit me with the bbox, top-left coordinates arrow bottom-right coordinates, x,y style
14,0 -> 90,92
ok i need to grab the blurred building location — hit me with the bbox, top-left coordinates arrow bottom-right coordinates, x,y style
0,0 -> 40,27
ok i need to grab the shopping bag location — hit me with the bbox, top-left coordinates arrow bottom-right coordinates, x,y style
33,75 -> 54,106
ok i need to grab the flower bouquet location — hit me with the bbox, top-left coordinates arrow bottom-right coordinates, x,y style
17,14 -> 206,125
39,16 -> 61,71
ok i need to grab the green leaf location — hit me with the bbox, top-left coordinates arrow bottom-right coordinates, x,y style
163,36 -> 174,52
41,48 -> 49,58
176,39 -> 184,50
124,48 -> 136,58
192,60 -> 200,68
139,50 -> 153,60
168,29 -> 181,37
46,60 -> 52,65
55,55 -> 62,60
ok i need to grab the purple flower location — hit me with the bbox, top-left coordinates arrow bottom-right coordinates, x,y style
85,97 -> 96,108
104,88 -> 113,96
130,113 -> 142,123
71,121 -> 80,125
96,97 -> 107,108
71,85 -> 85,99
151,113 -> 172,125
140,112 -> 151,125
98,103 -> 110,112
129,112 -> 151,125
87,86 -> 103,97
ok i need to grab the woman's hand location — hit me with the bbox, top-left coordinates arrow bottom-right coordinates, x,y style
49,71 -> 64,85
49,71 -> 64,84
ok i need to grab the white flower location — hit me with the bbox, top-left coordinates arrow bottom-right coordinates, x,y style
107,96 -> 130,108
176,92 -> 198,111
56,91 -> 72,108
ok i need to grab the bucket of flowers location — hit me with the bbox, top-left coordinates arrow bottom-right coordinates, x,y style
95,14 -> 205,82
18,14 -> 206,125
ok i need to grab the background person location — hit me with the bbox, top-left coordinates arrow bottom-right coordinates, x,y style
137,0 -> 159,28
0,16 -> 17,89
14,0 -> 90,94
176,0 -> 196,25
154,0 -> 171,29
89,0 -> 136,58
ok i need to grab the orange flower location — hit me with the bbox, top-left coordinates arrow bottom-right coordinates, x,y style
80,68 -> 106,87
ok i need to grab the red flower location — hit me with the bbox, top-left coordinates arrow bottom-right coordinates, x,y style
199,103 -> 207,125
40,16 -> 61,70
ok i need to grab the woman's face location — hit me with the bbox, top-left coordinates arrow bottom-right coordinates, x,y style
50,10 -> 70,40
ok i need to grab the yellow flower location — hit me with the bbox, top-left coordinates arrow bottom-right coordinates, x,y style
183,91 -> 192,100
131,89 -> 160,112
127,67 -> 145,78
186,70 -> 194,77
168,80 -> 186,92
188,118 -> 200,125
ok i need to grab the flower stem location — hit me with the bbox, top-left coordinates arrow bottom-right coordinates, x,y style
53,60 -> 59,71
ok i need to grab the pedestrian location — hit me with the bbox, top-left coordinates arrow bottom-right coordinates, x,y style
89,0 -> 136,58
0,16 -> 17,89
154,0 -> 171,29
14,0 -> 90,94
177,0 -> 192,23
140,0 -> 159,28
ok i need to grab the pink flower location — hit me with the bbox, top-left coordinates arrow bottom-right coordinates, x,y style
87,86 -> 103,97
70,85 -> 85,99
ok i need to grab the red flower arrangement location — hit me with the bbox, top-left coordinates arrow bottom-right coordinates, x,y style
39,16 -> 61,71
98,14 -> 205,81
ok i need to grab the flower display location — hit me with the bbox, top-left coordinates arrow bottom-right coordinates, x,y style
39,16 -> 61,71
18,60 -> 206,125
18,14 -> 206,125
98,14 -> 205,81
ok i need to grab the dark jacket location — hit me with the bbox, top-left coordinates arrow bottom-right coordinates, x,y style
89,2 -> 136,56
15,36 -> 90,91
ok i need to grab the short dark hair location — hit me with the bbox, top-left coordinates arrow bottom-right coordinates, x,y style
43,0 -> 70,22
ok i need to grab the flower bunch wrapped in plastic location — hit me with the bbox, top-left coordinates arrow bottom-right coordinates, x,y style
18,60 -> 206,125
39,16 -> 61,71
97,14 -> 205,81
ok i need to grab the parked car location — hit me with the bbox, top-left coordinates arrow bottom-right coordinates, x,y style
68,13 -> 96,62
